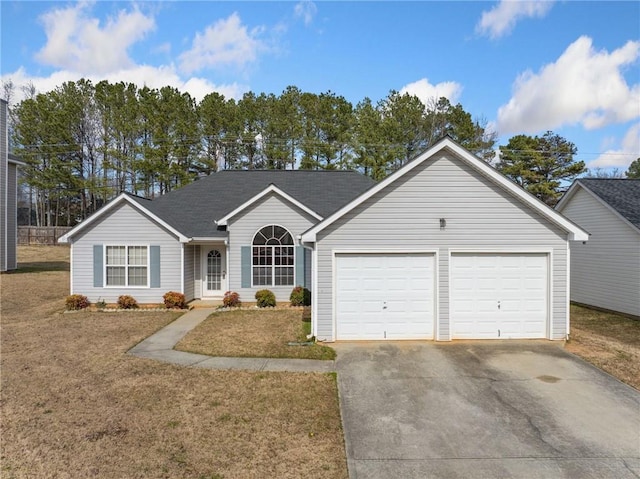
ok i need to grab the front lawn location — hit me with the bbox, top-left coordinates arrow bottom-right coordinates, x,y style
566,304 -> 640,390
1,246 -> 347,478
175,308 -> 336,360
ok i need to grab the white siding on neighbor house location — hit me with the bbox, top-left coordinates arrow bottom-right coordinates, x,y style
560,187 -> 640,317
228,192 -> 317,302
315,152 -> 569,341
70,202 -> 183,303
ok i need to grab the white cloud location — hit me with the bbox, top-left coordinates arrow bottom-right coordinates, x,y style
589,123 -> 640,169
2,4 -> 260,104
35,2 -> 155,74
178,13 -> 266,74
399,78 -> 463,105
1,66 -> 248,104
497,36 -> 640,134
294,1 -> 318,26
476,1 -> 554,39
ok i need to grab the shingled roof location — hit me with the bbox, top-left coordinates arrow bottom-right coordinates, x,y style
576,179 -> 640,230
129,170 -> 376,238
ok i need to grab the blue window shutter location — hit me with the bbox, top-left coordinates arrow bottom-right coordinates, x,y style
241,246 -> 251,288
150,246 -> 161,288
93,245 -> 103,287
295,246 -> 305,287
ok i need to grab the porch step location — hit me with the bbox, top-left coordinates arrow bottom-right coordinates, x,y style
188,299 -> 224,309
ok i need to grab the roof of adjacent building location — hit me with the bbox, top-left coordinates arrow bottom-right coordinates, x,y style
128,170 -> 376,238
575,179 -> 640,230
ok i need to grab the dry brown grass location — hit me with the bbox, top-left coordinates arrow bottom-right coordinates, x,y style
1,246 -> 347,479
566,304 -> 640,390
176,309 -> 336,360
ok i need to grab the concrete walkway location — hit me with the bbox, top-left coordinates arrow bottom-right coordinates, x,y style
128,308 -> 335,373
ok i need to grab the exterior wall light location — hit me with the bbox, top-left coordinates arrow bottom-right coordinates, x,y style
440,218 -> 446,229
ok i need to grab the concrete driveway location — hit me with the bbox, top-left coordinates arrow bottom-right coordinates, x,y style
334,341 -> 640,479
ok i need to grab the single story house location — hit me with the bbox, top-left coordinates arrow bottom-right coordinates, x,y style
555,179 -> 640,318
60,137 -> 588,341
1,99 -> 25,272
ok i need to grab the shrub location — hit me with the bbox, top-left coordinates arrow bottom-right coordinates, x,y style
65,294 -> 90,311
163,291 -> 186,309
117,295 -> 138,309
255,289 -> 276,308
290,286 -> 311,306
223,291 -> 241,308
96,298 -> 107,309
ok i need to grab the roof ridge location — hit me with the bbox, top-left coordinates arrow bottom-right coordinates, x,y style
218,169 -> 360,173
124,192 -> 152,201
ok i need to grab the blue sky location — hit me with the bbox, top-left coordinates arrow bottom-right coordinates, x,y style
1,1 -> 639,172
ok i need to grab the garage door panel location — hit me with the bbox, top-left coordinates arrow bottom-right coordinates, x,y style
451,254 -> 548,339
336,254 -> 435,340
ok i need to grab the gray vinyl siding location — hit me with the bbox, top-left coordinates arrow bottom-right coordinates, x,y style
228,193 -> 316,302
193,245 -> 202,298
0,100 -> 7,272
305,248 -> 312,289
6,163 -> 17,269
70,202 -> 183,303
183,244 -> 196,301
560,188 -> 640,317
315,152 -> 569,341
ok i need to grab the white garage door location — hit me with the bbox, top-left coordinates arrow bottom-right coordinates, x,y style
451,254 -> 548,339
335,253 -> 435,340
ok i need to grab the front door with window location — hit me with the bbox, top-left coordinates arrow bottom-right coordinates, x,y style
202,248 -> 226,297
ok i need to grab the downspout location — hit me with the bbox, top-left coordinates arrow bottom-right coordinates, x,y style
312,243 -> 318,339
298,234 -> 317,339
566,239 -> 571,341
180,243 -> 185,295
224,237 -> 230,294
69,240 -> 74,294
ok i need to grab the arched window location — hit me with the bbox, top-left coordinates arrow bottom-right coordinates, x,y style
252,225 -> 294,286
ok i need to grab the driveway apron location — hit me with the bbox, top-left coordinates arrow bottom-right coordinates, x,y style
334,341 -> 640,479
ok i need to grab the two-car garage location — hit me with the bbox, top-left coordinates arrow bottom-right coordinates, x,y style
334,252 -> 549,341
302,139 -> 588,343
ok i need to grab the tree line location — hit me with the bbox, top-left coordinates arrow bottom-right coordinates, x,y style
3,78 -> 593,227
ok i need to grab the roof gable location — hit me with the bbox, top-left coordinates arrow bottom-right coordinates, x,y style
216,184 -> 323,226
556,179 -> 640,234
58,193 -> 189,243
302,137 -> 589,242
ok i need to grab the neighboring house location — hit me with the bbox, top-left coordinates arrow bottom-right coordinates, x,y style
0,99 -> 25,272
60,138 -> 588,341
556,179 -> 640,318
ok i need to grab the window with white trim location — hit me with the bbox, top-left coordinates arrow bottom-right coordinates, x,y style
252,225 -> 294,286
105,245 -> 148,287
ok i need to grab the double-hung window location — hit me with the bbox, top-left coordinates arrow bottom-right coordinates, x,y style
252,225 -> 294,286
105,245 -> 149,287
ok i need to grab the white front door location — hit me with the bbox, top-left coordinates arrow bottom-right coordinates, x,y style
203,248 -> 226,297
